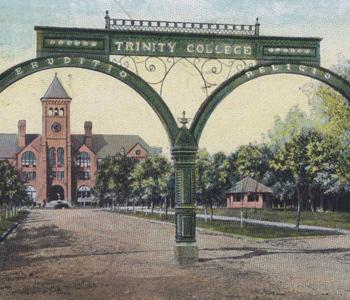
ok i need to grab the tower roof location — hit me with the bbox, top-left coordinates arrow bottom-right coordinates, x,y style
41,74 -> 71,100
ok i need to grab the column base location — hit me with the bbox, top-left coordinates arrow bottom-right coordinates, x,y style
174,242 -> 199,265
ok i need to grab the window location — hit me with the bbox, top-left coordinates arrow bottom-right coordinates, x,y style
79,171 -> 90,180
59,108 -> 64,116
234,194 -> 241,202
57,147 -> 64,166
23,171 -> 36,181
25,186 -> 36,201
21,151 -> 36,167
248,194 -> 258,202
120,147 -> 126,156
77,186 -> 92,199
77,152 -> 90,167
97,159 -> 102,170
135,149 -> 141,156
54,108 -> 59,116
48,170 -> 56,179
48,108 -> 53,116
48,147 -> 56,166
57,171 -> 64,181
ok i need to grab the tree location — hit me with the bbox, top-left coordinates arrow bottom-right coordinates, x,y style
95,154 -> 135,208
196,151 -> 232,219
0,161 -> 28,217
235,143 -> 271,182
267,106 -> 315,151
130,154 -> 172,213
196,149 -> 210,207
270,128 -> 341,230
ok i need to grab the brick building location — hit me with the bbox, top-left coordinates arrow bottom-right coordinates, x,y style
0,75 -> 161,205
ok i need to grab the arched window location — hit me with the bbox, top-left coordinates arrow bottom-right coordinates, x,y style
54,108 -> 59,116
25,186 -> 36,201
21,151 -> 36,167
77,152 -> 90,167
48,108 -> 53,116
48,147 -> 56,166
77,186 -> 92,199
59,108 -> 64,116
57,147 -> 64,166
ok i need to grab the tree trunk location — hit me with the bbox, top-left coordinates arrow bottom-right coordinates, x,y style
151,201 -> 154,214
165,197 -> 168,220
334,194 -> 340,212
210,201 -> 213,222
296,189 -> 302,232
320,193 -> 324,211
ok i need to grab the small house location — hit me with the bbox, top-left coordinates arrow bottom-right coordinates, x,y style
226,177 -> 273,209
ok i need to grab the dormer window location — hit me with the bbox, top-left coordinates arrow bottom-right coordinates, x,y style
21,151 -> 36,167
77,152 -> 90,167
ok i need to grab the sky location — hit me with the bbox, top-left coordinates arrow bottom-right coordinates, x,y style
0,0 -> 350,155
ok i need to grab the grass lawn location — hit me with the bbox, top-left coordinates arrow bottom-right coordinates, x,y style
114,209 -> 336,239
196,208 -> 350,230
0,210 -> 29,237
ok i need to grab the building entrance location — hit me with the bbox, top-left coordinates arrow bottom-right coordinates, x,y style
49,185 -> 65,201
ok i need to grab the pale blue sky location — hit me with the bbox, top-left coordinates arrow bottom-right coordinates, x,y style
1,0 -> 350,70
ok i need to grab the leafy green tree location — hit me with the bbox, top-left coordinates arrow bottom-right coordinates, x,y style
95,154 -> 135,207
270,128 -> 341,230
196,151 -> 232,219
196,149 -> 210,206
311,85 -> 350,140
267,106 -> 315,151
0,161 -> 28,217
130,154 -> 171,213
235,143 -> 271,182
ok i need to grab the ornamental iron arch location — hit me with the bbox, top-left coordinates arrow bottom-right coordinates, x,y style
190,63 -> 350,142
0,55 -> 178,144
4,16 -> 350,265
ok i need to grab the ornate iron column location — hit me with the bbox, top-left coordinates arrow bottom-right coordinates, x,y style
172,112 -> 198,264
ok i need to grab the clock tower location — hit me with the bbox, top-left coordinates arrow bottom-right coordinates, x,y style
41,74 -> 72,202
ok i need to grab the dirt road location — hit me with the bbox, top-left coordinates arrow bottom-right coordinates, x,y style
0,209 -> 349,299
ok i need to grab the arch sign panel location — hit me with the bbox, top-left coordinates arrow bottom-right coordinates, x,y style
35,18 -> 321,65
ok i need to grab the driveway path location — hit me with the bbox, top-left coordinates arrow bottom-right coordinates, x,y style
0,209 -> 349,299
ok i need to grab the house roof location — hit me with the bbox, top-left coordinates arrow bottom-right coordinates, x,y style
0,133 -> 160,159
227,177 -> 273,194
41,75 -> 71,100
71,134 -> 158,158
0,134 -> 39,159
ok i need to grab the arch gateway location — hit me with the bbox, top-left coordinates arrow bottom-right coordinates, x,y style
1,12 -> 350,264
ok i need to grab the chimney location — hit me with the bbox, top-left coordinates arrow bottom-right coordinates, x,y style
84,121 -> 92,149
18,120 -> 26,148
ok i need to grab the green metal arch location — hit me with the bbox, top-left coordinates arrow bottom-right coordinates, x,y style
0,55 -> 178,144
191,63 -> 350,142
